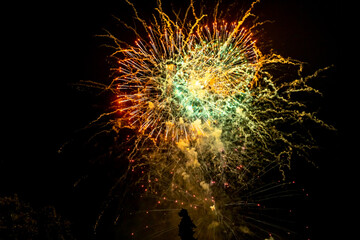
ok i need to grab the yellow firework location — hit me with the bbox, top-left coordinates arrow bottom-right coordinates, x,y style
88,0 -> 334,239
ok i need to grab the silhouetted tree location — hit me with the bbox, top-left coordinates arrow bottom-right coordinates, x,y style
0,194 -> 75,239
178,208 -> 197,240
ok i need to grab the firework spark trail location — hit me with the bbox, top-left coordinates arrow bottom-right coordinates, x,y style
87,0 -> 334,239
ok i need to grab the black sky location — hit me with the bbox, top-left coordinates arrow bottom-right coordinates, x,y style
3,0 -> 348,239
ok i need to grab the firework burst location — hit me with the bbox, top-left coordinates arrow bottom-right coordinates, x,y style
87,0 -> 334,239
115,20 -> 258,144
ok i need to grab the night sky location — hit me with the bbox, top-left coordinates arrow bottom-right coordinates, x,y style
3,0 -> 347,239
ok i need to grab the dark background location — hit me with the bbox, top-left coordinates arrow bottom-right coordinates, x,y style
3,0 -> 348,239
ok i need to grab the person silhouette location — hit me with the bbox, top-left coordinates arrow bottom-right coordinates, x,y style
178,208 -> 197,240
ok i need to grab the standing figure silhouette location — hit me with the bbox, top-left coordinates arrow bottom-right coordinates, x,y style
178,209 -> 197,240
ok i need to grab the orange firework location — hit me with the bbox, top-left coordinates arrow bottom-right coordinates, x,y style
89,1 -> 334,239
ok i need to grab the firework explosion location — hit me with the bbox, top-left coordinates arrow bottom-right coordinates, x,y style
88,0 -> 334,239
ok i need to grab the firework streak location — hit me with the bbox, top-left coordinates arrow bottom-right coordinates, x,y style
91,0 -> 334,239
